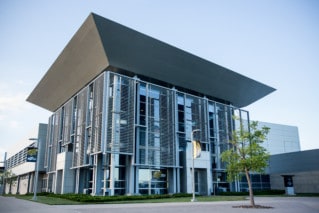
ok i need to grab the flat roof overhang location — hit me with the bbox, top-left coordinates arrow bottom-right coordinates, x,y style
27,13 -> 275,112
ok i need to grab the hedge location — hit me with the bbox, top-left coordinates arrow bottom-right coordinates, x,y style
41,193 -> 192,203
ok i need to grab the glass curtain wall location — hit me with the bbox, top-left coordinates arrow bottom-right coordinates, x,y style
210,104 -> 250,193
176,93 -> 209,152
44,71 -> 250,195
45,73 -> 105,193
105,73 -> 135,154
104,73 -> 135,195
176,93 -> 209,194
136,80 -> 175,195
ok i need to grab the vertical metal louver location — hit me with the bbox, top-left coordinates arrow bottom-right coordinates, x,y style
50,110 -> 59,172
158,88 -> 175,166
91,74 -> 104,153
44,115 -> 53,169
62,100 -> 72,146
185,95 -> 209,145
136,83 -> 176,167
106,73 -> 135,154
216,103 -> 232,169
73,88 -> 88,167
44,73 -> 106,169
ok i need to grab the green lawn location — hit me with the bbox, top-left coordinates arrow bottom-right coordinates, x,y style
15,194 -> 246,205
16,194 -> 82,205
8,190 -> 318,205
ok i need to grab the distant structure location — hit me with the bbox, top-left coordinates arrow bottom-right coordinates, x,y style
268,149 -> 319,193
3,124 -> 47,195
258,121 -> 300,155
237,121 -> 301,193
24,13 -> 276,196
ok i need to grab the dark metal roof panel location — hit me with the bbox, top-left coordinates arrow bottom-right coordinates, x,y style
27,14 -> 109,111
93,13 -> 275,107
27,13 -> 275,112
268,149 -> 319,174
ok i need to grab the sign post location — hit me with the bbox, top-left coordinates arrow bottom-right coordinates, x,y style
29,138 -> 40,201
191,129 -> 201,202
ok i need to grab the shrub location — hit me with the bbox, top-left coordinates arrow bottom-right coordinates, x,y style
45,193 -> 192,203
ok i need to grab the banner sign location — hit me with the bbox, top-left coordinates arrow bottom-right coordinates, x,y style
26,147 -> 38,162
193,140 -> 201,159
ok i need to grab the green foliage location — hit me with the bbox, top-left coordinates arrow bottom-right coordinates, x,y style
1,170 -> 15,179
221,119 -> 270,207
27,148 -> 37,156
0,170 -> 17,185
15,193 -> 245,205
221,120 -> 270,182
44,193 -> 193,203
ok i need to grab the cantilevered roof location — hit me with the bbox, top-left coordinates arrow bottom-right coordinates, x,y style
27,13 -> 275,112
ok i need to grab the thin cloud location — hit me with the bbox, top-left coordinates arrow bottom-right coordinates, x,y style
9,120 -> 20,128
0,93 -> 27,112
0,80 -> 29,113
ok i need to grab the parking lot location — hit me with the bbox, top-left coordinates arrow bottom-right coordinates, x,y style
0,196 -> 318,213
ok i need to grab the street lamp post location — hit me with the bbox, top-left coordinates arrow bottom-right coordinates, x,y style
191,129 -> 200,202
29,138 -> 39,201
1,152 -> 7,195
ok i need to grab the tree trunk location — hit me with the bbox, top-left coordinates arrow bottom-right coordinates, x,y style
9,179 -> 12,194
2,178 -> 6,194
245,168 -> 255,207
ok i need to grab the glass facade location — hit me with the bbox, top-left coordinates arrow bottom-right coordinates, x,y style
138,168 -> 167,195
240,174 -> 271,191
44,71 -> 252,196
136,82 -> 175,167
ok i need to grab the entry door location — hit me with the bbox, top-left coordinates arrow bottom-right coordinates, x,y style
195,170 -> 200,194
195,169 -> 208,195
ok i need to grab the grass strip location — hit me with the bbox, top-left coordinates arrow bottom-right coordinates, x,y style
14,193 -> 245,205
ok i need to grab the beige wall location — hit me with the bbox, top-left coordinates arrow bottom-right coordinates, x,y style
270,171 -> 319,193
4,173 -> 46,195
18,178 -> 29,194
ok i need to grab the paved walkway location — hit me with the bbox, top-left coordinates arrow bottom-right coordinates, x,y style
0,196 -> 318,213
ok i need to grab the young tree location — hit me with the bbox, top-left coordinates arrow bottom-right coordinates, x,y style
221,120 -> 270,207
0,170 -> 16,194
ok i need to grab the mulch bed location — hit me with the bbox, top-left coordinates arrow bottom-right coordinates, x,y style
233,205 -> 273,209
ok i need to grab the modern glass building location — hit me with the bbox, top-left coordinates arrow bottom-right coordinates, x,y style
27,13 -> 275,196
2,124 -> 47,195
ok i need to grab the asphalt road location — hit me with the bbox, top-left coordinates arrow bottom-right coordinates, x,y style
0,196 -> 318,213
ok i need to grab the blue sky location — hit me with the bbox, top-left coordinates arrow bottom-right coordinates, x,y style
1,0 -> 319,160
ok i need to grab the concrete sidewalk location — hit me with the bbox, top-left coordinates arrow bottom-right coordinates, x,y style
1,196 -> 318,213
0,196 -> 74,213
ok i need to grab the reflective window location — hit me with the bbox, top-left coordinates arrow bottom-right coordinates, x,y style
139,84 -> 146,126
178,133 -> 186,151
177,93 -> 185,133
138,169 -> 167,195
135,82 -> 175,167
87,83 -> 94,126
139,129 -> 146,146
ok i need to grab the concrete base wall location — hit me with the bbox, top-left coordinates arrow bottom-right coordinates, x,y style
270,171 -> 319,193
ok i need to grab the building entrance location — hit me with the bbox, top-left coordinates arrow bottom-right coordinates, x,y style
194,169 -> 207,195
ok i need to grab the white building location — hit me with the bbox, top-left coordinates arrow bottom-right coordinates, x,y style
3,124 -> 47,194
258,121 -> 300,155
